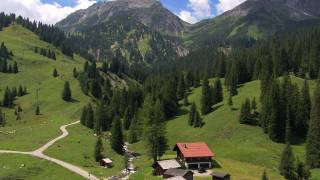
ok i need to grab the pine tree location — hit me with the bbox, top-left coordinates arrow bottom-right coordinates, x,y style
73,67 -> 77,78
123,106 -> 133,130
262,170 -> 268,180
0,110 -> 5,127
296,159 -> 310,180
145,99 -> 168,161
13,62 -> 18,73
213,78 -> 223,104
296,79 -> 311,137
252,97 -> 257,113
128,114 -> 139,144
177,73 -> 186,100
62,81 -> 72,101
85,103 -> 94,129
194,111 -> 203,128
183,92 -> 189,106
94,106 -> 103,136
2,87 -> 12,107
201,78 -> 212,115
110,115 -> 124,154
279,144 -> 296,180
228,93 -> 233,110
306,83 -> 320,168
35,105 -> 40,115
18,85 -> 23,97
80,106 -> 87,125
94,136 -> 104,162
53,68 -> 58,77
239,98 -> 251,124
188,103 -> 196,126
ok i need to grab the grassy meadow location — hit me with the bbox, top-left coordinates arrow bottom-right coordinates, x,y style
0,25 -> 122,179
130,77 -> 319,180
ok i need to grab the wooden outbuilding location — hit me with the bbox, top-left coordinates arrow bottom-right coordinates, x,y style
100,158 -> 113,168
211,172 -> 231,180
173,142 -> 214,169
163,168 -> 193,180
152,159 -> 181,176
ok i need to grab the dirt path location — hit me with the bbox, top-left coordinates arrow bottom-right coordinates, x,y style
0,121 -> 99,180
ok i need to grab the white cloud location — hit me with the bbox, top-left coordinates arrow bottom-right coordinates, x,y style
215,0 -> 247,15
0,0 -> 96,25
178,0 -> 212,24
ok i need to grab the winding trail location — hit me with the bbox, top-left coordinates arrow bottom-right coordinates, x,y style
0,121 -> 99,180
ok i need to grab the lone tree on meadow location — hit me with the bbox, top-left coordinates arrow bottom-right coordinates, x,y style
35,105 -> 40,115
53,68 -> 58,77
62,81 -> 72,101
261,170 -> 268,180
94,136 -> 104,162
239,98 -> 251,124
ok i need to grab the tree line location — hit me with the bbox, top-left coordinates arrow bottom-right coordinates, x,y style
1,85 -> 27,108
0,42 -> 18,74
34,47 -> 56,60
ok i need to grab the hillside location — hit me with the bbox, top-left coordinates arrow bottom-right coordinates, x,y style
0,25 -> 124,179
130,77 -> 320,180
185,0 -> 320,48
56,0 -> 189,66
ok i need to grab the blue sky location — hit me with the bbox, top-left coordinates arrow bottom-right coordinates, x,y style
0,0 -> 245,24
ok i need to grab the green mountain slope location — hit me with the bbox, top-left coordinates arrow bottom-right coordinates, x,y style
0,25 -> 123,179
185,0 -> 320,48
131,76 -> 320,180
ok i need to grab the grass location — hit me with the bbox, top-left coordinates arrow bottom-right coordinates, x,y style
0,25 -> 123,179
130,77 -> 318,180
45,124 -> 125,179
0,154 -> 84,180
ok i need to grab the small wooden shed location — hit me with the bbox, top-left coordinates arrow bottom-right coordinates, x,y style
152,159 -> 181,176
211,172 -> 231,180
163,168 -> 193,180
100,158 -> 113,168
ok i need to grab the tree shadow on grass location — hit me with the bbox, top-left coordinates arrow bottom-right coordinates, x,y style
211,104 -> 223,112
69,98 -> 80,103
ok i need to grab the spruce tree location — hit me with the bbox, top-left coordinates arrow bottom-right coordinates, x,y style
201,78 -> 212,115
296,159 -> 310,180
177,73 -> 186,100
18,85 -> 24,97
80,106 -> 87,125
73,67 -> 77,78
183,92 -> 189,106
306,83 -> 320,168
94,136 -> 104,162
228,93 -> 233,110
13,62 -> 18,73
128,115 -> 139,144
252,97 -> 257,113
262,170 -> 268,180
188,103 -> 196,126
279,144 -> 296,180
194,111 -> 203,128
0,110 -> 5,127
85,103 -> 94,129
2,87 -> 12,107
53,68 -> 58,77
110,115 -> 124,155
239,98 -> 251,124
94,106 -> 103,136
123,106 -> 133,130
35,105 -> 40,115
213,78 -> 223,104
145,99 -> 168,161
62,81 -> 72,101
296,79 -> 311,137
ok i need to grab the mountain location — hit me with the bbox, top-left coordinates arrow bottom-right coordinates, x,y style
56,0 -> 189,66
57,0 -> 188,36
185,0 -> 320,48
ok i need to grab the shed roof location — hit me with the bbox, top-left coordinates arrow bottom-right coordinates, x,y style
101,158 -> 113,164
211,172 -> 230,178
174,142 -> 214,158
164,168 -> 192,177
166,176 -> 186,180
156,159 -> 181,170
